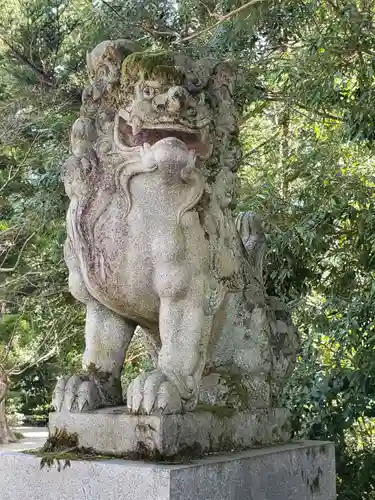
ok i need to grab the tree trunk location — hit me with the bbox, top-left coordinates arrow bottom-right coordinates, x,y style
0,378 -> 17,444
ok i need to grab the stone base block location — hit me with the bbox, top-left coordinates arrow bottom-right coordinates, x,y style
0,441 -> 336,500
49,406 -> 291,457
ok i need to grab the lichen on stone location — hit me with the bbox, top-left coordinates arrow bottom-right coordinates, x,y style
122,51 -> 185,85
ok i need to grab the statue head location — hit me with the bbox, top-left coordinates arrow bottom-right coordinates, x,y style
82,42 -> 241,178
114,51 -> 240,168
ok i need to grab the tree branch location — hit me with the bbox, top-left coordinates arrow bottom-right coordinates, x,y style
0,302 -> 27,366
98,0 -> 123,19
7,314 -> 81,377
181,0 -> 267,42
263,93 -> 343,122
0,227 -> 16,241
293,101 -> 342,122
138,23 -> 178,38
242,130 -> 281,159
0,376 -> 8,405
197,0 -> 217,18
0,35 -> 54,87
0,232 -> 35,273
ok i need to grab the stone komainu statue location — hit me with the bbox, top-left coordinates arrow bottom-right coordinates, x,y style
52,40 -> 299,415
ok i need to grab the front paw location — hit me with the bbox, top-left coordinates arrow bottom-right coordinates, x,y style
52,375 -> 99,412
126,370 -> 183,415
52,373 -> 122,412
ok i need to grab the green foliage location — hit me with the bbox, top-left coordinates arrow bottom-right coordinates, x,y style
5,396 -> 24,427
234,3 -> 375,497
0,0 -> 92,438
13,364 -> 61,424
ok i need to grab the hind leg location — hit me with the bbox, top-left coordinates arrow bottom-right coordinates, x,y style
53,299 -> 136,412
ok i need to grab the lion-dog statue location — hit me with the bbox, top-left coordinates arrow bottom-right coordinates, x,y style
52,40 -> 299,416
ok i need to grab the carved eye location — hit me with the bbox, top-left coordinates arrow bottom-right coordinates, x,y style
143,86 -> 155,99
192,77 -> 202,88
97,66 -> 109,79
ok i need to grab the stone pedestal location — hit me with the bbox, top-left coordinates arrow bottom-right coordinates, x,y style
49,406 -> 291,457
0,441 -> 336,500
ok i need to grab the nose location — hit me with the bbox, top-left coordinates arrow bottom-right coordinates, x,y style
166,86 -> 189,114
152,87 -> 193,114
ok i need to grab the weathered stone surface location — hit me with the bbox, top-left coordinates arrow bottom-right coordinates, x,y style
53,39 -> 299,418
0,441 -> 336,500
49,406 -> 291,457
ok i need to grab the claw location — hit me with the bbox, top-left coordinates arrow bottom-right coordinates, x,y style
157,381 -> 182,414
143,371 -> 166,414
52,374 -> 117,413
131,372 -> 148,413
201,124 -> 210,144
126,380 -> 134,411
165,370 -> 197,400
52,376 -> 69,411
77,380 -> 99,412
143,142 -> 151,153
62,375 -> 83,411
187,149 -> 197,168
127,370 -> 187,415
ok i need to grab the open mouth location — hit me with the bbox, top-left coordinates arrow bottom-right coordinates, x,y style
115,114 -> 212,159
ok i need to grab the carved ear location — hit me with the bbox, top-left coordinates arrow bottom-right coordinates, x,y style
86,39 -> 141,83
192,58 -> 219,89
211,61 -> 237,95
193,59 -> 237,98
113,39 -> 142,60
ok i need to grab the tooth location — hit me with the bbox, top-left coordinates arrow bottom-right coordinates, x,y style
201,125 -> 210,143
188,150 -> 197,167
118,108 -> 130,122
132,117 -> 142,136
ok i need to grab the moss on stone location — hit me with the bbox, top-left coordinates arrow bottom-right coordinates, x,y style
23,412 -> 293,471
85,362 -> 99,373
122,51 -> 184,85
195,404 -> 237,418
151,65 -> 184,84
25,447 -> 117,472
24,434 -> 294,471
122,441 -> 201,464
40,428 -> 79,453
24,441 -> 201,468
23,428 -> 119,470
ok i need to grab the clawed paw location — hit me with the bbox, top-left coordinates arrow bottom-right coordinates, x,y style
126,370 -> 183,415
52,375 -> 102,413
